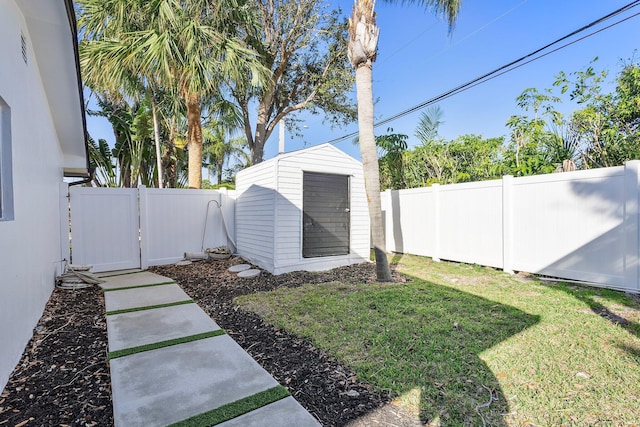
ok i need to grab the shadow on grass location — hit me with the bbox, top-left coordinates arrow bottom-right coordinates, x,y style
357,274 -> 539,425
238,271 -> 540,425
389,252 -> 405,266
545,282 -> 640,339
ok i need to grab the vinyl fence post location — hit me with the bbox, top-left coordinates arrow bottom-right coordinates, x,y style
502,175 -> 514,274
224,188 -> 237,246
624,161 -> 640,292
432,184 -> 440,262
139,185 -> 149,270
382,189 -> 392,252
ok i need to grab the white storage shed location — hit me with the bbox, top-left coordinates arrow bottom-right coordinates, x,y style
235,143 -> 370,274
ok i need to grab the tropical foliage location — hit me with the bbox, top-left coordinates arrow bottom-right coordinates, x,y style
78,0 -> 357,189
503,58 -> 640,175
87,95 -> 167,188
379,58 -> 640,190
78,0 -> 266,188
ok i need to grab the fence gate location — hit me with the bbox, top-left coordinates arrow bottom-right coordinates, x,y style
69,186 -> 140,272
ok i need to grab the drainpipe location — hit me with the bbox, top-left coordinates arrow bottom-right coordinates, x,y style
68,167 -> 95,187
61,167 -> 94,269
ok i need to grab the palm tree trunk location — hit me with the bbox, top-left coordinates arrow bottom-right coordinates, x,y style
217,159 -> 223,184
164,119 -> 177,188
354,62 -> 392,282
149,89 -> 163,188
186,93 -> 203,189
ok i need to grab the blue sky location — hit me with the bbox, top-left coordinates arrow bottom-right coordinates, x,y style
85,0 -> 640,163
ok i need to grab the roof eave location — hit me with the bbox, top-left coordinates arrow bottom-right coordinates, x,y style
63,0 -> 90,178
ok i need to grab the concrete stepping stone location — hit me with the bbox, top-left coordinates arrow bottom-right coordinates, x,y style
110,335 -> 280,427
217,396 -> 320,427
96,269 -> 144,278
104,284 -> 190,313
238,269 -> 261,278
103,269 -> 319,427
106,304 -> 221,352
99,271 -> 174,290
228,264 -> 251,272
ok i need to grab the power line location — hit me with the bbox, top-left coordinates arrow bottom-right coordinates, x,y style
374,10 -> 640,129
325,0 -> 640,146
441,11 -> 640,103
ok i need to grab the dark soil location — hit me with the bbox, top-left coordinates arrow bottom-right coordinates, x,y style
0,285 -> 112,426
1,258 -> 421,426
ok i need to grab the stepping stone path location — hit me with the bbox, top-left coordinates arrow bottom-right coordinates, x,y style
238,269 -> 261,278
229,264 -> 262,279
98,270 -> 319,427
228,264 -> 251,272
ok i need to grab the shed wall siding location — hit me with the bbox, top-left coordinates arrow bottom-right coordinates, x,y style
235,161 -> 276,271
0,1 -> 66,391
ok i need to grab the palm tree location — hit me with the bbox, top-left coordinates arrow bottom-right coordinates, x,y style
79,2 -> 166,188
348,0 -> 461,281
203,134 -> 249,184
78,0 -> 266,189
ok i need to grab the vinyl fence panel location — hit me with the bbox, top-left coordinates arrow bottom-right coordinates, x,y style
382,160 -> 640,293
438,180 -> 503,268
140,187 -> 236,268
384,181 -> 503,268
510,167 -> 626,287
67,187 -> 235,272
383,187 -> 436,257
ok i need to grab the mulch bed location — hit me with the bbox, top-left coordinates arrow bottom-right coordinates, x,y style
0,285 -> 112,426
1,258 -> 420,426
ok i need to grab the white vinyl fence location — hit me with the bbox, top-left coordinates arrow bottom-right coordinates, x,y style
64,186 -> 236,272
382,160 -> 640,293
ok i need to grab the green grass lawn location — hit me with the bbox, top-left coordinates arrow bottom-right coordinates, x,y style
235,254 -> 640,426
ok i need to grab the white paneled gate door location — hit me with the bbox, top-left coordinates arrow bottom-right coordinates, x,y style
68,186 -> 141,272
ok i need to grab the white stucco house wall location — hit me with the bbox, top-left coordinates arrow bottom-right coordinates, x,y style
235,144 -> 370,274
0,0 -> 90,391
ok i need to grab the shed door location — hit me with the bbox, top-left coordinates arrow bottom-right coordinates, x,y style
303,172 -> 350,258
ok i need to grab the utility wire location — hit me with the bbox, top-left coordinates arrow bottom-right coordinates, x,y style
373,10 -> 640,130
326,0 -> 640,145
379,0 -> 528,65
437,11 -> 640,105
414,0 -> 530,66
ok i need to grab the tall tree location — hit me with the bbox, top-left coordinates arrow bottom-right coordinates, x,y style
78,0 -> 266,188
347,0 -> 461,281
228,0 -> 356,164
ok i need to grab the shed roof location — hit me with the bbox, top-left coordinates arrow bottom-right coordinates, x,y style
245,143 -> 362,171
16,0 -> 89,177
